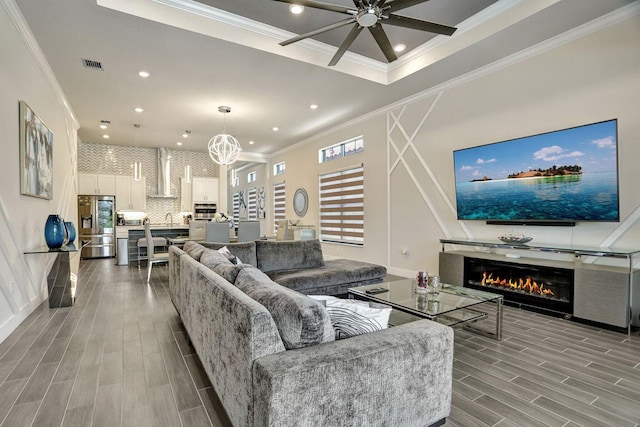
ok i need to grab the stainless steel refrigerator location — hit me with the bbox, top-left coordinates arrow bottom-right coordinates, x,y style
78,195 -> 115,258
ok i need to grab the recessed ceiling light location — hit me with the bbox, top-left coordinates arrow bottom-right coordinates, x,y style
249,140 -> 255,145
176,141 -> 183,146
134,107 -> 144,113
100,124 -> 108,129
138,71 -> 150,78
393,43 -> 407,53
272,127 -> 279,132
102,135 -> 110,139
289,4 -> 304,14
310,104 -> 318,110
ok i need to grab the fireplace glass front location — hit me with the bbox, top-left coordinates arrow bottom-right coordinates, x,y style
464,258 -> 573,315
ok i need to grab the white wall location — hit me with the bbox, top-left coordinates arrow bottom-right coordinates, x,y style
265,12 -> 640,277
0,0 -> 79,342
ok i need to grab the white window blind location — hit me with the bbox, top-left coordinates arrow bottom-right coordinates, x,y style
232,192 -> 240,225
319,165 -> 364,245
273,182 -> 286,234
248,188 -> 257,220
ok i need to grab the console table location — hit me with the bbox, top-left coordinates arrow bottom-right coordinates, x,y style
24,243 -> 81,308
439,239 -> 640,335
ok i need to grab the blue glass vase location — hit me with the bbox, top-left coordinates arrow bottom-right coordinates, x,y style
65,221 -> 76,244
44,214 -> 65,249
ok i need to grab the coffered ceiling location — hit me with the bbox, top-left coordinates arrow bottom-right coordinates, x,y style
14,0 -> 637,160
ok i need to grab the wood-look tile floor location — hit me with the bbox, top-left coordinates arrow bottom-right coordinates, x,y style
0,258 -> 638,427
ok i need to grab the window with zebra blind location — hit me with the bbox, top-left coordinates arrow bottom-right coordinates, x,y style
273,182 -> 285,234
248,188 -> 257,220
319,165 -> 364,246
232,192 -> 240,225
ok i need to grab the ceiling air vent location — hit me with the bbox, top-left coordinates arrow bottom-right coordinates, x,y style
82,58 -> 103,70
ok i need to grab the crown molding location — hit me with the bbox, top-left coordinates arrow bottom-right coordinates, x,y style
1,0 -> 80,129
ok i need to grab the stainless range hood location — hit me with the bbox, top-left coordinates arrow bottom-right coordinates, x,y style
148,147 -> 178,198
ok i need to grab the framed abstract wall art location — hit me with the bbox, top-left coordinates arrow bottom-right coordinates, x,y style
19,101 -> 53,199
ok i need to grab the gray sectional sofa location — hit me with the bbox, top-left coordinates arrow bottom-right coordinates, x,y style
169,241 -> 454,427
200,239 -> 388,295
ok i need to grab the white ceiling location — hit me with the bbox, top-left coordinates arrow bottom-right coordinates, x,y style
15,0 -> 637,160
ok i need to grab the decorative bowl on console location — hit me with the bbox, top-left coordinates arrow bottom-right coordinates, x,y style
499,233 -> 532,245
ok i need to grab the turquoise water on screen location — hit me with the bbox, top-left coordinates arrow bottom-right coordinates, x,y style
456,172 -> 618,221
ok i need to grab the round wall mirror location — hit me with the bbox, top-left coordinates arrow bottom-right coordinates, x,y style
293,188 -> 308,217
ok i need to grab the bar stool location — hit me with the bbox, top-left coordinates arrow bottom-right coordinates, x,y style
137,236 -> 168,267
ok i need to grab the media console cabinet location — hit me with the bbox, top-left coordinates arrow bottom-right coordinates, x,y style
439,239 -> 640,335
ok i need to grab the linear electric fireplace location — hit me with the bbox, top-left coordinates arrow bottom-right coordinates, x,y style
464,258 -> 574,315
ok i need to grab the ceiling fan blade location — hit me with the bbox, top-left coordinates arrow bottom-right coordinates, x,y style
368,24 -> 397,63
279,17 -> 356,46
271,0 -> 353,15
328,24 -> 363,66
386,0 -> 430,13
385,14 -> 457,36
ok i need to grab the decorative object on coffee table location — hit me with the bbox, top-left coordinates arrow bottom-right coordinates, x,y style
415,271 -> 428,293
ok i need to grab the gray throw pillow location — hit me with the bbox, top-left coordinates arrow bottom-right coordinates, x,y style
200,249 -> 233,270
235,268 -> 334,350
212,263 -> 249,284
183,241 -> 207,262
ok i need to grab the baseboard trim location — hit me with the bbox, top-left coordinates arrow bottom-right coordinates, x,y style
0,290 -> 47,343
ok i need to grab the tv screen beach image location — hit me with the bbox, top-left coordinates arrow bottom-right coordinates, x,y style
453,119 -> 619,222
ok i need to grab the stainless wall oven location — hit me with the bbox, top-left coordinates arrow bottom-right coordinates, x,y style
193,202 -> 217,220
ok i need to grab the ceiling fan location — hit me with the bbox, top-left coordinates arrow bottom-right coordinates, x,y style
273,0 -> 457,66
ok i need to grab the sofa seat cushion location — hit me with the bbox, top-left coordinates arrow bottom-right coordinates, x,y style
267,259 -> 387,295
235,267 -> 335,350
202,241 -> 258,267
255,240 -> 324,273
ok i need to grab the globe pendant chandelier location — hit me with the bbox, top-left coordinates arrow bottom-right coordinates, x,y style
208,106 -> 241,165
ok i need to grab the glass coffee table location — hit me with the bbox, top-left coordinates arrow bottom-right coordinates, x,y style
348,279 -> 503,340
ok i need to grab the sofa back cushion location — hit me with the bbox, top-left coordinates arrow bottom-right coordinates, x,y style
200,249 -> 251,284
183,240 -> 207,262
202,241 -> 258,267
255,239 -> 324,273
235,267 -> 334,350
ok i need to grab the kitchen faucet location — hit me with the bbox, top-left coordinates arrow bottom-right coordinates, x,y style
165,212 -> 173,227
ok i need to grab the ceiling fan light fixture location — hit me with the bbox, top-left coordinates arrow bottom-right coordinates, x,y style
357,8 -> 380,27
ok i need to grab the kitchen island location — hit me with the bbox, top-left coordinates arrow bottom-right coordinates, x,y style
125,225 -> 190,266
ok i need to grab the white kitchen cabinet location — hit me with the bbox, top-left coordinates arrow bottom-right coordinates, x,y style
115,175 -> 146,211
130,178 -> 146,211
79,173 -> 116,195
192,177 -> 218,203
181,178 -> 193,212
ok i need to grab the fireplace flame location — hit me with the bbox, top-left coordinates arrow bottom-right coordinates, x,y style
481,272 -> 555,296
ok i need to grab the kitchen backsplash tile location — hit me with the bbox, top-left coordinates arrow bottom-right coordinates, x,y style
78,141 -> 218,223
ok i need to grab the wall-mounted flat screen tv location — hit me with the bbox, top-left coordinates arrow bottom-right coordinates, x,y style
453,119 -> 619,223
